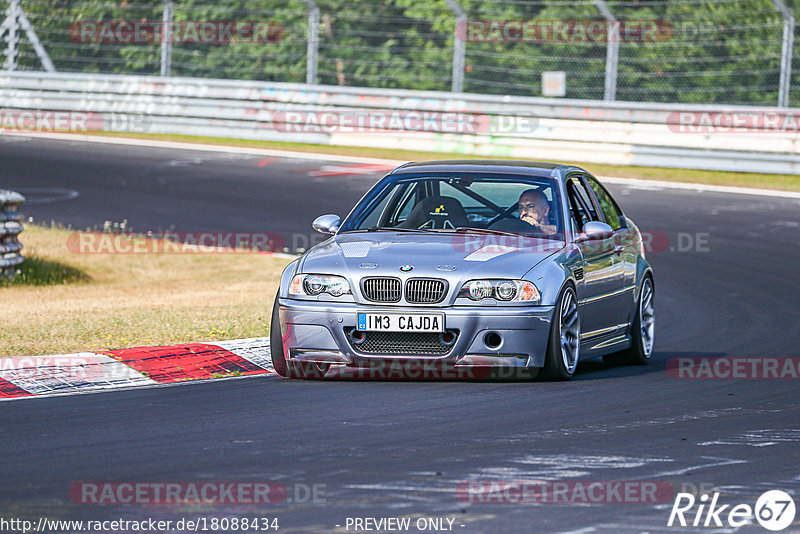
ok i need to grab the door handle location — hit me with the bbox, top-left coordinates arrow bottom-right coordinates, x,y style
613,244 -> 624,254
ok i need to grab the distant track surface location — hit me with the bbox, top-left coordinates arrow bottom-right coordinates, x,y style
2,135 -> 799,533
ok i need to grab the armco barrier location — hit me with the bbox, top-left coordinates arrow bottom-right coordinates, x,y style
1,71 -> 800,174
0,189 -> 24,279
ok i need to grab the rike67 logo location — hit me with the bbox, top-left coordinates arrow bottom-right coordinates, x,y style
668,490 -> 796,531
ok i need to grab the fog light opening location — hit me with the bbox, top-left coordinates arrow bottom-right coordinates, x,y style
349,329 -> 366,344
439,331 -> 456,346
484,332 -> 502,350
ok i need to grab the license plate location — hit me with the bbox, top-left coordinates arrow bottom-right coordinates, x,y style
357,312 -> 444,333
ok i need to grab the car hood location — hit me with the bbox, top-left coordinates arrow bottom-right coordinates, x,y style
299,231 -> 564,280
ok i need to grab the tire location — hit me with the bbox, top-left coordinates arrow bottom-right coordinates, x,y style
286,361 -> 330,380
269,295 -> 288,377
615,275 -> 655,365
269,295 -> 330,380
540,284 -> 580,381
488,366 -> 540,381
517,367 -> 541,381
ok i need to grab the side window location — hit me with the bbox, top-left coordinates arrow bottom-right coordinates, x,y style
390,182 -> 419,225
359,193 -> 393,228
585,177 -> 623,231
566,177 -> 599,231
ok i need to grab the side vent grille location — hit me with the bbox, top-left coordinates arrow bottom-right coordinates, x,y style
574,268 -> 584,281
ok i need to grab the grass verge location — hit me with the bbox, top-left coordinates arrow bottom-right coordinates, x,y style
0,224 -> 293,357
87,131 -> 800,192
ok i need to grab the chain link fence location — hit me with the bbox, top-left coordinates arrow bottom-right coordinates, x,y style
2,0 -> 800,106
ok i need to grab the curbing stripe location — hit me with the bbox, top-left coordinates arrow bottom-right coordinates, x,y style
100,343 -> 270,383
0,353 -> 156,396
211,338 -> 274,374
0,376 -> 34,398
0,340 -> 275,400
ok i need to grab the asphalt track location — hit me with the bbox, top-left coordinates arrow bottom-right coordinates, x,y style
1,135 -> 800,533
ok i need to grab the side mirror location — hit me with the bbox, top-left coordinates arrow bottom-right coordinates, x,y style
312,214 -> 341,235
577,221 -> 613,242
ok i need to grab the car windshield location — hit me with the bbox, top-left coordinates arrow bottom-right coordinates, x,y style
344,175 -> 565,240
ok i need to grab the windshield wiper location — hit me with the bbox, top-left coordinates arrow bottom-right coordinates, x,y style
366,226 -> 440,233
454,227 -> 520,237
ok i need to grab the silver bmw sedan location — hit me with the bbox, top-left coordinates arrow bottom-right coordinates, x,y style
270,160 -> 654,380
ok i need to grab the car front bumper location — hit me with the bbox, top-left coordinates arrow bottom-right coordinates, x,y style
275,298 -> 554,369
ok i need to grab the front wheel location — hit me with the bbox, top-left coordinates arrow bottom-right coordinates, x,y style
540,285 -> 580,381
606,276 -> 654,366
624,276 -> 655,364
269,295 -> 288,377
269,297 -> 330,379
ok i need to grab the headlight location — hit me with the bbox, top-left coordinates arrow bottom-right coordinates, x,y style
458,280 -> 540,303
289,274 -> 352,297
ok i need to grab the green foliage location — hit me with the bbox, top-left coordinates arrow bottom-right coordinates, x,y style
12,0 -> 798,105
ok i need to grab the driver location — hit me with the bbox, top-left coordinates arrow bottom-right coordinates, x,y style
490,189 -> 557,235
518,189 -> 557,235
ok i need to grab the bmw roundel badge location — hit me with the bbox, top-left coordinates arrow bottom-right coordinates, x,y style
399,264 -> 413,272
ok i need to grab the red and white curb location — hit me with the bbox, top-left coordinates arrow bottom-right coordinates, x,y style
0,338 -> 275,400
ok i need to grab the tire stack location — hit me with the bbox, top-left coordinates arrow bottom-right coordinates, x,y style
0,189 -> 25,280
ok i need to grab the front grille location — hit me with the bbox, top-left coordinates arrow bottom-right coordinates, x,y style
345,328 -> 459,355
406,278 -> 447,304
362,277 -> 401,302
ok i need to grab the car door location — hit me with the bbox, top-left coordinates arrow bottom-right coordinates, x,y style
584,175 -> 637,299
566,174 -> 629,339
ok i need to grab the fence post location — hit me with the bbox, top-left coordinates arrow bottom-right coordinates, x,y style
0,189 -> 25,280
594,0 -> 618,102
2,0 -> 20,71
772,0 -> 794,107
160,0 -> 172,76
444,0 -> 465,93
2,0 -> 55,71
303,0 -> 319,85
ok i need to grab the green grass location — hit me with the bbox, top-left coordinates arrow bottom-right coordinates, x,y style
1,255 -> 90,287
86,131 -> 800,192
0,224 -> 292,357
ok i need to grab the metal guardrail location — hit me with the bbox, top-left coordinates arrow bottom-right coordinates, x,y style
0,189 -> 24,279
1,71 -> 800,174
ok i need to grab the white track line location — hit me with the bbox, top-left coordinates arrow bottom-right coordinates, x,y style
600,176 -> 800,199
0,132 -> 404,165
3,131 -> 799,199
